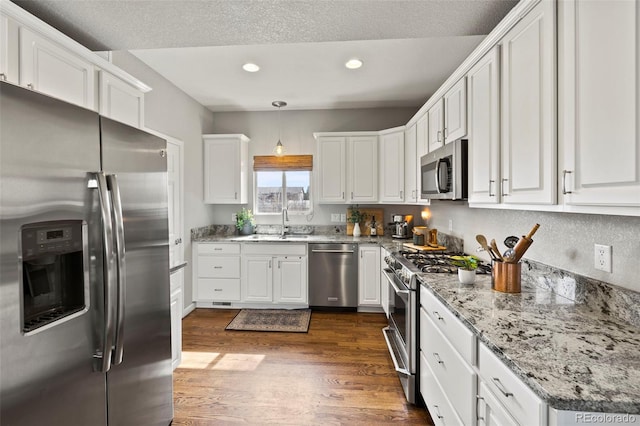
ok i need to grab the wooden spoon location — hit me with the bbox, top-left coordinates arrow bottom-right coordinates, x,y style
490,239 -> 505,261
476,234 -> 496,261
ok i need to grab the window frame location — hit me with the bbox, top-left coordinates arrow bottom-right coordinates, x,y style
253,170 -> 313,216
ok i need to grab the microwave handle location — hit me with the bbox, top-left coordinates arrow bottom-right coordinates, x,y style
434,158 -> 445,193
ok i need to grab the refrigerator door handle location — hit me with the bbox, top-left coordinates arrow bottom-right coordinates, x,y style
107,174 -> 126,366
95,172 -> 117,373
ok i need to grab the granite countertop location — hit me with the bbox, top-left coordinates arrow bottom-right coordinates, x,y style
193,233 -> 398,245
417,271 -> 640,415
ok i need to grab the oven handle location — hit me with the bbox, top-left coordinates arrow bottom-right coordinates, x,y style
382,269 -> 410,295
382,326 -> 411,376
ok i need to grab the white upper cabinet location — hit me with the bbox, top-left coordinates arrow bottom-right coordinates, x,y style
317,136 -> 347,203
348,135 -> 378,203
499,0 -> 556,205
427,99 -> 445,152
379,128 -> 405,203
19,26 -> 95,110
404,123 -> 419,204
99,70 -> 144,128
467,47 -> 501,205
443,77 -> 467,143
416,114 -> 429,159
0,14 -> 15,84
203,134 -> 250,204
559,0 -> 640,211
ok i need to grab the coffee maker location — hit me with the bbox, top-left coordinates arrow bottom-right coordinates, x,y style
391,214 -> 413,239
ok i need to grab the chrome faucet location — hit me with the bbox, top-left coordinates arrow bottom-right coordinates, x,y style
281,208 -> 289,237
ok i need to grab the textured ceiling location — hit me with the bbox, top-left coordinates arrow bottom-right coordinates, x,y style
12,0 -> 518,111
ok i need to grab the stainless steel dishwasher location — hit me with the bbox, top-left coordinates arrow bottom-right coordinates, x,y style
308,243 -> 358,309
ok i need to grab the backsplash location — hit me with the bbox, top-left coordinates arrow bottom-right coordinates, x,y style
522,259 -> 640,328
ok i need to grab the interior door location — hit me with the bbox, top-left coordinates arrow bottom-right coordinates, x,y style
100,117 -> 173,426
165,136 -> 184,267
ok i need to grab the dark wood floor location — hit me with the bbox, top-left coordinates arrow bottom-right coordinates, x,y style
173,309 -> 433,425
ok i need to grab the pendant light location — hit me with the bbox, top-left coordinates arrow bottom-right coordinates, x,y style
272,100 -> 287,156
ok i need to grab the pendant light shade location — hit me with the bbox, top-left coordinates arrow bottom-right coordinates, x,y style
272,100 -> 287,156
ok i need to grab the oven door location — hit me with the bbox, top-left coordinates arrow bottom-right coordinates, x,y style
381,268 -> 416,403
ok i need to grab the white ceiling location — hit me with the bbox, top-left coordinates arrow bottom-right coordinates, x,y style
13,0 -> 518,112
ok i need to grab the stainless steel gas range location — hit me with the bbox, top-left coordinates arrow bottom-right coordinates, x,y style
382,248 -> 491,404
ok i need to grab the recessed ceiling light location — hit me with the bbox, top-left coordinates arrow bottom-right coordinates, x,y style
345,59 -> 363,70
242,63 -> 260,72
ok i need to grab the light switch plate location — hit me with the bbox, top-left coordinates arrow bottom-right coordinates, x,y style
232,213 -> 237,223
330,213 -> 340,222
594,244 -> 612,273
340,213 -> 346,222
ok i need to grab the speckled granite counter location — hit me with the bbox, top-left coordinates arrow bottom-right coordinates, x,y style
417,267 -> 640,415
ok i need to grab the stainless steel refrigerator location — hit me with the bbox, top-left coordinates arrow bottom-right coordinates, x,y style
0,81 -> 173,425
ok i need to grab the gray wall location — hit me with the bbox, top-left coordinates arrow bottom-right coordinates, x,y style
426,202 -> 640,293
208,108 -> 419,227
112,51 -> 217,310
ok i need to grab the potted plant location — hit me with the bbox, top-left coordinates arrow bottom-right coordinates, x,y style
235,208 -> 256,235
450,255 -> 479,285
349,206 -> 368,237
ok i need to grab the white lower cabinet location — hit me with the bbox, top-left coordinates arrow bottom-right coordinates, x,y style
193,243 -> 241,306
477,379 -> 517,426
241,243 -> 307,307
420,301 -> 476,425
419,351 -> 463,426
477,342 -> 546,426
358,245 -> 381,307
170,269 -> 183,370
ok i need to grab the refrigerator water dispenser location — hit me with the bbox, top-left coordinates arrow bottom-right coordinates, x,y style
20,221 -> 88,333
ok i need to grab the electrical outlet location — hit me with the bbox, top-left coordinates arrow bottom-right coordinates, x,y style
232,213 -> 237,223
330,213 -> 340,223
594,244 -> 612,273
340,213 -> 346,222
448,219 -> 453,232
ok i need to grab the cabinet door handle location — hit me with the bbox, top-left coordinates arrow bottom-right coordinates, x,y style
501,178 -> 509,197
437,130 -> 442,143
476,395 -> 485,421
213,266 -> 222,269
562,170 -> 573,194
278,260 -> 281,269
432,405 -> 444,420
400,190 -> 403,199
433,311 -> 444,321
489,180 -> 495,197
443,127 -> 448,141
0,73 -> 6,81
234,192 -> 237,199
27,83 -> 34,89
432,352 -> 444,365
268,260 -> 272,268
491,377 -> 513,397
342,191 -> 345,199
351,191 -> 354,199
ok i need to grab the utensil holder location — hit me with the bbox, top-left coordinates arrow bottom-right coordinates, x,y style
492,261 -> 521,293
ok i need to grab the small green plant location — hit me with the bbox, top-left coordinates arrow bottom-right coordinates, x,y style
348,206 -> 368,224
450,255 -> 479,271
235,208 -> 255,230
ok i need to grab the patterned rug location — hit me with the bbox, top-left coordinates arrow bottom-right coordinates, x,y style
225,309 -> 311,333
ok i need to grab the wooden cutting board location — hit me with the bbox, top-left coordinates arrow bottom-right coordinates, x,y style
346,208 -> 385,236
402,242 -> 447,252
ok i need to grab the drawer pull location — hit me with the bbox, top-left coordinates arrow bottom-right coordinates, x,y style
213,266 -> 223,269
214,288 -> 222,292
492,377 -> 513,397
433,311 -> 444,321
433,405 -> 444,420
214,248 -> 223,251
432,352 -> 444,365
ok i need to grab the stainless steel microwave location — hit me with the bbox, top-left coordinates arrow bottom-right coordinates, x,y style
420,139 -> 468,200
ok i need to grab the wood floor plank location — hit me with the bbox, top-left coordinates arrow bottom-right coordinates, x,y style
173,309 -> 433,425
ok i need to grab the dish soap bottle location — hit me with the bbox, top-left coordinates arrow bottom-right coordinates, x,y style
370,216 -> 377,237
